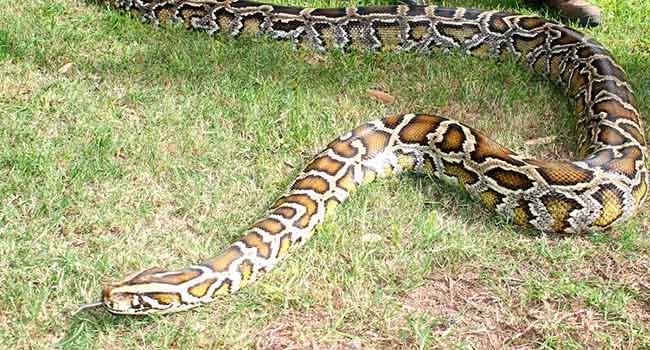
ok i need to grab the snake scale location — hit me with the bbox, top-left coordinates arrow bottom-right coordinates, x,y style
89,0 -> 647,315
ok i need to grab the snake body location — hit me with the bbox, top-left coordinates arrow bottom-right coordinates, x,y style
96,0 -> 647,315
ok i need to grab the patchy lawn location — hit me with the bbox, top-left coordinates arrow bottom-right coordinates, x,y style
0,0 -> 648,348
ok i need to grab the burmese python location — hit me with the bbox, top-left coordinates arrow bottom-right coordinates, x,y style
85,0 -> 647,315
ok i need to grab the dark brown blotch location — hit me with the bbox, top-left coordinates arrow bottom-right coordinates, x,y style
433,7 -> 457,18
292,174 -> 330,194
597,124 -> 627,146
485,167 -> 534,191
304,155 -> 345,176
241,231 -> 271,259
272,206 -> 297,219
590,57 -> 627,81
253,218 -> 286,235
486,13 -> 510,34
398,114 -> 443,146
593,99 -> 639,124
517,16 -> 547,30
381,115 -> 405,129
550,25 -> 583,46
203,246 -> 243,272
434,123 -> 466,153
470,130 -> 525,166
359,130 -> 392,158
528,160 -> 594,186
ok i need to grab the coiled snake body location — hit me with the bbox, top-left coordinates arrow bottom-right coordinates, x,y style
93,0 -> 647,315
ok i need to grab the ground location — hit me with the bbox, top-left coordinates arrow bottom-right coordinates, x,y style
0,0 -> 649,349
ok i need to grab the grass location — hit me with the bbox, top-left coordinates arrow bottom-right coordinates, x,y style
1,0 -> 649,348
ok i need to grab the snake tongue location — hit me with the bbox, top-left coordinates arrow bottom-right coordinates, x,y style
75,301 -> 105,314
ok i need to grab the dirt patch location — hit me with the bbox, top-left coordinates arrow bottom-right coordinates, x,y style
255,307 -> 410,350
401,270 -> 517,349
399,267 -> 645,349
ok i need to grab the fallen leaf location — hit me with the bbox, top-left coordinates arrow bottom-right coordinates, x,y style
367,89 -> 395,104
58,62 -> 73,74
524,135 -> 556,146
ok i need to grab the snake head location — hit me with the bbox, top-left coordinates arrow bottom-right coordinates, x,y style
101,267 -> 192,315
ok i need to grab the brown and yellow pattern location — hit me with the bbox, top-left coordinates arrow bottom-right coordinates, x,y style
90,0 -> 647,315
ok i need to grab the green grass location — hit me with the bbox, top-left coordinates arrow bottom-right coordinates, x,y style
1,0 -> 649,348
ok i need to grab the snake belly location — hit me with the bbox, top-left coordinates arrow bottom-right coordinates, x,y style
94,0 -> 647,315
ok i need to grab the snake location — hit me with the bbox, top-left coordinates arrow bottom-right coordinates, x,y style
83,0 -> 648,315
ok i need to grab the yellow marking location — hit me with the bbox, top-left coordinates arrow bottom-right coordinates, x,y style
363,169 -> 377,184
513,206 -> 529,226
598,126 -> 625,145
337,169 -> 357,193
398,154 -> 416,171
376,25 -> 401,51
513,34 -> 545,58
533,55 -> 546,74
349,26 -> 366,50
518,17 -> 546,30
410,25 -> 429,41
569,70 -> 587,96
489,17 -> 508,33
549,55 -> 563,78
594,188 -> 624,227
606,157 -> 636,178
325,198 -> 339,215
212,281 -> 231,297
469,42 -> 491,56
277,236 -> 292,259
574,94 -> 586,115
487,168 -> 532,190
148,269 -> 201,285
471,131 -> 513,163
320,27 -> 337,49
382,114 -> 403,128
423,157 -> 436,174
151,293 -> 180,305
543,197 -> 575,231
242,18 -> 261,35
479,189 -> 500,209
383,164 -> 393,177
593,100 -> 639,123
188,279 -> 215,298
439,25 -> 480,44
156,9 -> 173,25
527,160 -> 592,185
218,15 -> 233,32
181,10 -> 206,28
238,260 -> 253,288
632,179 -> 647,206
621,124 -> 644,144
443,162 -> 477,185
